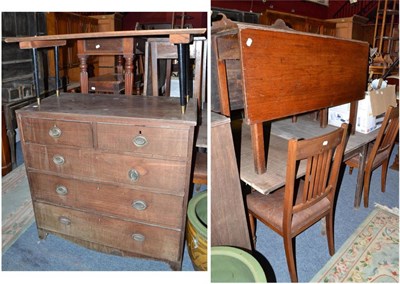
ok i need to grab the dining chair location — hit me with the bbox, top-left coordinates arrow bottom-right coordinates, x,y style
345,105 -> 399,208
246,123 -> 349,282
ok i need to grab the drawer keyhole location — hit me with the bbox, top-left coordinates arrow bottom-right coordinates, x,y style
49,126 -> 62,138
132,200 -> 147,211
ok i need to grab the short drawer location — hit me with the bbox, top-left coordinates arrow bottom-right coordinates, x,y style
30,172 -> 184,228
20,117 -> 93,148
96,123 -> 190,159
25,144 -> 188,195
34,202 -> 182,262
83,38 -> 125,54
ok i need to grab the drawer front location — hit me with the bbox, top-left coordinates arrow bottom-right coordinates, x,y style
84,38 -> 124,53
34,202 -> 182,262
20,117 -> 93,148
25,144 -> 187,195
30,172 -> 184,228
96,123 -> 190,159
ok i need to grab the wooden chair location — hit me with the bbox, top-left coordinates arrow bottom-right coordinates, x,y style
345,105 -> 399,208
246,123 -> 349,282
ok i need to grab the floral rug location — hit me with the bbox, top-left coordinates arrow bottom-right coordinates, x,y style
311,205 -> 399,282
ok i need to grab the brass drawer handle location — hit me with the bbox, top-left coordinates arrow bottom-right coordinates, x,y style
131,233 -> 145,242
132,200 -> 147,211
128,169 -> 140,182
55,185 -> 68,195
59,216 -> 71,225
132,135 -> 148,147
49,126 -> 62,138
53,155 -> 65,165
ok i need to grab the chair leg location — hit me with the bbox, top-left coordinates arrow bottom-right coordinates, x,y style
325,215 -> 335,256
363,170 -> 373,208
283,235 -> 298,282
248,212 -> 257,249
381,160 -> 389,193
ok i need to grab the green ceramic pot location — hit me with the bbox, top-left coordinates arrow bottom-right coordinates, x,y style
211,246 -> 267,283
186,190 -> 207,271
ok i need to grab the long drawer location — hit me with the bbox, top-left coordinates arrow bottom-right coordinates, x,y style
20,117 -> 93,148
34,202 -> 182,262
25,144 -> 187,195
29,172 -> 184,228
96,123 -> 190,159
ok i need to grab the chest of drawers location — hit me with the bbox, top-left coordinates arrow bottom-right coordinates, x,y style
16,93 -> 197,270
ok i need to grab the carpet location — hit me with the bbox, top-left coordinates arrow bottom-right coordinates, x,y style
311,205 -> 399,282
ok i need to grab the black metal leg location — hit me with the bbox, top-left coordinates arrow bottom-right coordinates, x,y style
177,43 -> 187,114
184,44 -> 190,103
32,48 -> 41,105
54,46 -> 60,96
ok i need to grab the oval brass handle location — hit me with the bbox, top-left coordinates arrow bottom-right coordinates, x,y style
132,135 -> 148,147
131,233 -> 145,242
53,155 -> 65,165
132,200 -> 147,211
128,169 -> 140,182
49,126 -> 62,138
55,185 -> 68,195
59,216 -> 71,225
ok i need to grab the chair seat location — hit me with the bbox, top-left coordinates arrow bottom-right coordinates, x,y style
247,181 -> 331,236
346,142 -> 392,170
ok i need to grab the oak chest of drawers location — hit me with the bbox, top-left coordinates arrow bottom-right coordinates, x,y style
16,93 -> 197,270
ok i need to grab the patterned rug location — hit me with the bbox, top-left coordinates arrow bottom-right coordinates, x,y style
2,164 -> 35,252
311,205 -> 399,282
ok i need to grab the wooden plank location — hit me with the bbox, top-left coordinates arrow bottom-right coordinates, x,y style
211,112 -> 252,250
19,40 -> 66,49
5,28 -> 206,43
238,27 -> 369,124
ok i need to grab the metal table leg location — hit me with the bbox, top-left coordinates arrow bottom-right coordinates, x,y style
32,48 -> 41,105
177,43 -> 188,114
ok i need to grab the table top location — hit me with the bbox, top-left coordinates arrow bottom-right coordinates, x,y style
240,115 -> 379,194
16,92 -> 197,127
4,28 -> 207,43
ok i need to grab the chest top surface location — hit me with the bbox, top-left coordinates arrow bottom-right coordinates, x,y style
17,93 -> 197,126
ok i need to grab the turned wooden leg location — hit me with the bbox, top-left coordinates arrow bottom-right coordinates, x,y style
124,55 -> 134,96
79,55 -> 89,93
381,159 -> 389,193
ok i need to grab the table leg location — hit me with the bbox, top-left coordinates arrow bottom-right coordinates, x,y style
184,43 -> 191,103
54,46 -> 60,96
250,123 -> 266,174
177,43 -> 188,114
79,55 -> 89,93
353,144 -> 367,208
32,48 -> 41,105
124,55 -> 133,96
